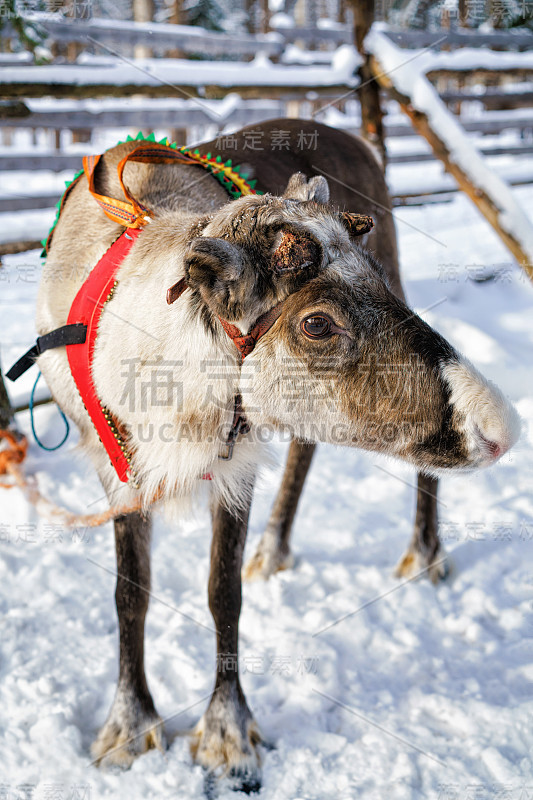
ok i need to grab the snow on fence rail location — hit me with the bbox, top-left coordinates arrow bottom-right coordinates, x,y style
22,15 -> 287,58
4,140 -> 533,173
3,37 -> 533,101
5,165 -> 533,216
20,14 -> 353,56
2,22 -> 533,258
333,108 -> 533,138
11,16 -> 533,58
421,47 -> 533,74
0,97 -> 285,130
0,46 -> 361,99
383,28 -> 533,51
2,98 -> 532,137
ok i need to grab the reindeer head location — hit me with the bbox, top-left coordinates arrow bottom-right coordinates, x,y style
171,173 -> 519,474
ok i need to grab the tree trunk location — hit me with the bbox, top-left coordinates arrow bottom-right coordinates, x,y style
245,0 -> 256,34
260,0 -> 270,33
167,0 -> 184,58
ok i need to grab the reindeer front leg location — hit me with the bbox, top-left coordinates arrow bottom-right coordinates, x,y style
395,474 -> 449,583
244,439 -> 315,581
192,493 -> 262,793
92,511 -> 165,767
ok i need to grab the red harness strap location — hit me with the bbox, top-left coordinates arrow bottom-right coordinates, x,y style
66,229 -> 141,484
46,142 -> 286,486
63,230 -> 285,486
31,141 -> 375,488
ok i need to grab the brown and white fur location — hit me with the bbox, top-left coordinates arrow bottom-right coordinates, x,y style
35,120 -> 519,792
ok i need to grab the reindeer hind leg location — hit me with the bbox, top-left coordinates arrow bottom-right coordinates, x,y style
243,440 -> 315,581
395,474 -> 450,584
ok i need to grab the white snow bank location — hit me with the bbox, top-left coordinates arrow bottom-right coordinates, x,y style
1,185 -> 532,798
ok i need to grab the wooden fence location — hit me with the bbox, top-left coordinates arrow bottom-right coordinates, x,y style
1,18 -> 533,254
9,14 -> 533,55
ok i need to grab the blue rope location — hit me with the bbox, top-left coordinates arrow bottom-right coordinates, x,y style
29,371 -> 70,451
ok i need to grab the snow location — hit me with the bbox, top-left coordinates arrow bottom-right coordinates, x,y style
15,91 -> 282,119
0,52 -> 33,64
423,45 -> 533,73
388,153 -> 533,196
374,23 -> 533,73
24,12 -> 284,44
1,166 -> 532,798
282,44 -> 335,65
1,48 -> 361,89
0,208 -> 55,244
269,12 -> 295,29
317,18 -> 347,31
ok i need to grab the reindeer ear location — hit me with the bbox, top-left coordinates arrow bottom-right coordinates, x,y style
184,237 -> 244,286
271,229 -> 321,275
283,172 -> 330,204
182,237 -> 247,318
340,212 -> 374,238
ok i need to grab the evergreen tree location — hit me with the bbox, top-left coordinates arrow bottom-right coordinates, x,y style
0,0 -> 45,55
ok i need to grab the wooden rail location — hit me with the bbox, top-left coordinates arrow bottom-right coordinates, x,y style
2,139 -> 533,173
0,101 -> 284,128
388,143 -> 533,163
368,28 -> 533,281
439,88 -> 533,110
21,14 -> 353,54
2,99 -> 532,137
0,76 -> 358,101
337,111 -> 533,138
0,194 -> 62,212
15,16 -> 533,55
0,240 -> 43,256
383,28 -> 533,51
2,21 -> 533,257
2,169 -> 532,217
24,15 -> 286,57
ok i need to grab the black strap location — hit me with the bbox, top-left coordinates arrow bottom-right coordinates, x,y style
6,323 -> 87,382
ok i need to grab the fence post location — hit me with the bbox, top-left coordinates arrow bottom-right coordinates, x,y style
350,0 -> 386,166
134,0 -> 155,58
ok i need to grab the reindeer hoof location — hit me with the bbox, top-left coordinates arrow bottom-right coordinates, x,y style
243,540 -> 294,581
394,546 -> 450,585
191,695 -> 262,794
91,695 -> 166,768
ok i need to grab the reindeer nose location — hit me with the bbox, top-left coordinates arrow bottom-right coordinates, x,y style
473,426 -> 508,462
441,358 -> 521,468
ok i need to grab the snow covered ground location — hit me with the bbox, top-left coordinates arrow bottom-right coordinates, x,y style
0,182 -> 532,799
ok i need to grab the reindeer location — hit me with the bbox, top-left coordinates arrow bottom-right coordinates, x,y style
34,120 -> 519,792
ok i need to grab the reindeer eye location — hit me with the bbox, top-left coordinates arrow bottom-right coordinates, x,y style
301,314 -> 332,339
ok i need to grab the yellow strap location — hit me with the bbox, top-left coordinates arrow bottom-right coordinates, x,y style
83,142 -> 205,228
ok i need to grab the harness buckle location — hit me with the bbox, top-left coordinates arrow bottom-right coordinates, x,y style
218,416 -> 243,461
218,394 -> 249,461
